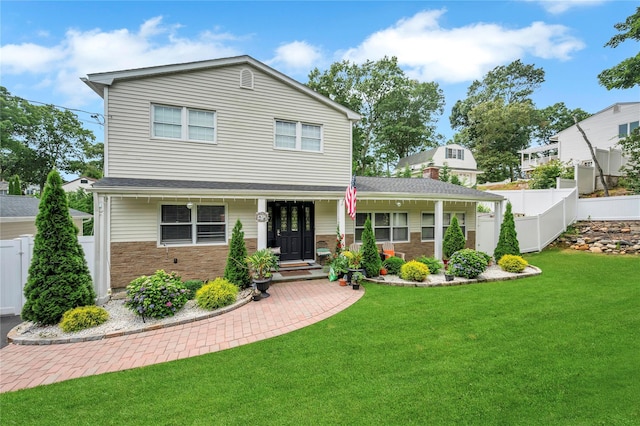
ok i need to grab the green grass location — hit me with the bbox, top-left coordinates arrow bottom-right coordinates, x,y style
2,250 -> 639,425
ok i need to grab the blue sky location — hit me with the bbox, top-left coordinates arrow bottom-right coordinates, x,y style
1,0 -> 638,143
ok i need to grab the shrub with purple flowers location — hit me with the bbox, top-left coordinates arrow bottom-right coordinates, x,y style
447,249 -> 488,279
124,270 -> 189,319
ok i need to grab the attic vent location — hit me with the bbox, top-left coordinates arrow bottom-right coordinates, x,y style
613,105 -> 620,113
240,69 -> 254,89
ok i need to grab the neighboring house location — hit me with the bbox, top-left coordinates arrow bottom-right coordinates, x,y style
520,102 -> 639,175
63,177 -> 97,193
396,144 -> 482,186
82,55 -> 503,301
0,181 -> 8,195
0,195 -> 91,239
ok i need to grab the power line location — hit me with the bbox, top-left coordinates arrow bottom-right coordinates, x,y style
8,95 -> 104,126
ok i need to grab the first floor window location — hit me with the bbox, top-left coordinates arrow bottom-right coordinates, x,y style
355,212 -> 408,242
153,104 -> 216,143
161,204 -> 226,245
421,212 -> 466,241
275,120 -> 322,152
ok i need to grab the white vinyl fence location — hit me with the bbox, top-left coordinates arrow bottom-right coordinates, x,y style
577,195 -> 640,220
0,235 -> 95,316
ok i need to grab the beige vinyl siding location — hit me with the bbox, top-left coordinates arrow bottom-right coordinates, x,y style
0,219 -> 85,239
314,201 -> 339,235
110,198 -> 261,243
106,65 -> 352,186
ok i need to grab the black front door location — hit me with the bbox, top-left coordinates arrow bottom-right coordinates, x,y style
268,201 -> 314,262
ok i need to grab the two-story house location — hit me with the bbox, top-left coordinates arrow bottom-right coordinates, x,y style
396,144 -> 482,186
520,102 -> 639,176
83,56 -> 503,302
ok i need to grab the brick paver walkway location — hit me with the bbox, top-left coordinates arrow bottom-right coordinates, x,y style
0,280 -> 363,393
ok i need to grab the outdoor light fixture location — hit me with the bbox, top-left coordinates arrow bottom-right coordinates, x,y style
186,202 -> 193,209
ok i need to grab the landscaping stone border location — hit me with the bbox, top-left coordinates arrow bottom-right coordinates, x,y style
553,220 -> 640,255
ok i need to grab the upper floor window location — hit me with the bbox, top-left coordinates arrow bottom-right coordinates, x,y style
619,121 -> 639,138
275,120 -> 322,152
445,148 -> 464,160
421,212 -> 466,241
355,212 -> 409,243
152,105 -> 216,143
160,204 -> 226,245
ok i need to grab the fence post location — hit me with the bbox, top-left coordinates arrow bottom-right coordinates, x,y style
18,234 -> 34,311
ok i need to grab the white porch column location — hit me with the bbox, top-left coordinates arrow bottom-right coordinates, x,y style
434,200 -> 443,260
338,199 -> 346,248
494,200 -> 504,252
94,193 -> 111,304
257,198 -> 267,250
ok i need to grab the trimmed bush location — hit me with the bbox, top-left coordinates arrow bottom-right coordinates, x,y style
224,219 -> 251,288
21,170 -> 96,325
478,251 -> 492,265
60,306 -> 109,332
416,256 -> 443,274
443,215 -> 466,259
494,202 -> 520,263
448,249 -> 488,279
183,280 -> 204,300
498,254 -> 528,273
361,217 -> 382,277
400,260 -> 430,282
195,278 -> 238,310
383,256 -> 405,275
124,270 -> 189,319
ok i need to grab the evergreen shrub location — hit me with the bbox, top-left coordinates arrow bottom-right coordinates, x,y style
361,218 -> 382,277
195,278 -> 238,310
400,260 -> 430,282
183,279 -> 204,300
224,219 -> 250,288
382,256 -> 405,275
60,306 -> 109,332
498,254 -> 528,273
416,256 -> 443,274
443,215 -> 466,259
21,170 -> 96,325
124,270 -> 189,319
494,202 -> 521,262
448,249 -> 488,279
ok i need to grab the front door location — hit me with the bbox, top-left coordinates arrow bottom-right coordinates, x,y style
268,201 -> 314,262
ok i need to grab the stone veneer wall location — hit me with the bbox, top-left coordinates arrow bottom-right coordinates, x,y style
553,221 -> 640,254
110,239 -> 257,289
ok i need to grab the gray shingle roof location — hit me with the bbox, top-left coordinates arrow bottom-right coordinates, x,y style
0,195 -> 92,219
92,176 -> 503,202
396,148 -> 438,168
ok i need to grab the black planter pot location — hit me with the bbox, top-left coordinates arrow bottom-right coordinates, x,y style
352,283 -> 360,290
445,274 -> 454,282
253,278 -> 272,299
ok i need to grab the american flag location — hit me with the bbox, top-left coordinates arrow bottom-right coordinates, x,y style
345,174 -> 357,220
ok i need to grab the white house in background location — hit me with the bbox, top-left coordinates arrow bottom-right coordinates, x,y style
520,102 -> 639,175
62,177 -> 98,192
396,144 -> 482,186
0,195 -> 92,239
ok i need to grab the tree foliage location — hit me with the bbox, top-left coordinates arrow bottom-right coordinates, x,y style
618,128 -> 640,194
531,102 -> 591,146
598,7 -> 640,90
529,159 -> 574,189
443,215 -> 466,259
307,57 -> 445,175
361,217 -> 382,277
494,202 -> 520,263
224,219 -> 251,288
0,86 -> 101,189
22,169 -> 95,325
67,189 -> 94,235
8,175 -> 22,195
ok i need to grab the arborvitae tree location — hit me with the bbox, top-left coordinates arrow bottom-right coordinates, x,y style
9,175 -> 21,195
361,217 -> 382,277
443,215 -> 466,259
21,169 -> 95,325
494,202 -> 520,262
224,219 -> 250,288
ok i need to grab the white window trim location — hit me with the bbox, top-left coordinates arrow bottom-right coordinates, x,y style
151,104 -> 217,144
158,203 -> 228,246
274,119 -> 323,152
421,211 -> 467,242
354,212 -> 409,243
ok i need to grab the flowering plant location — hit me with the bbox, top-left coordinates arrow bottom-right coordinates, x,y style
447,249 -> 488,279
343,249 -> 363,268
333,225 -> 344,259
124,270 -> 190,319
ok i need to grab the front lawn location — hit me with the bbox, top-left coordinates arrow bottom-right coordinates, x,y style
1,250 -> 639,425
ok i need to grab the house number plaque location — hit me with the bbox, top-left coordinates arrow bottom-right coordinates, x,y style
255,211 -> 270,222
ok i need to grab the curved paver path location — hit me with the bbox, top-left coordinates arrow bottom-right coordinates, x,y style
0,280 -> 363,393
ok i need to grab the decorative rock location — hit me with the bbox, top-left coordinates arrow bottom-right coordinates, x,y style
589,247 -> 603,253
607,244 -> 617,250
621,228 -> 631,233
578,244 -> 590,251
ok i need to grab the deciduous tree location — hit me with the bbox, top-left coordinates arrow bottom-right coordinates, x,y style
598,7 -> 640,90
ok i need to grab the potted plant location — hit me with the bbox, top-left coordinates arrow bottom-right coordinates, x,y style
330,254 -> 349,279
444,266 -> 455,282
246,248 -> 279,299
351,271 -> 365,290
345,249 -> 365,284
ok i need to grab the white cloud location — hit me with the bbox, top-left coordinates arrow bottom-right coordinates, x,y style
341,9 -> 585,84
525,0 -> 609,14
268,41 -> 323,72
0,16 -> 243,105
